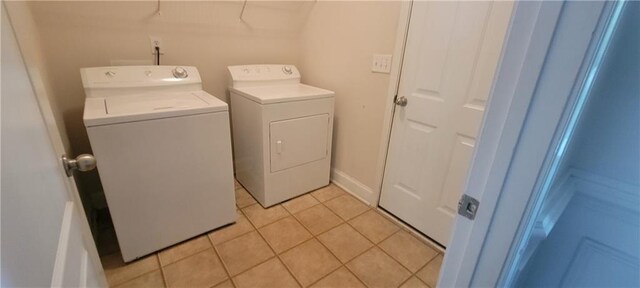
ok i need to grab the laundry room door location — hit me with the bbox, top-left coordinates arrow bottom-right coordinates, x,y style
379,1 -> 513,246
1,4 -> 105,287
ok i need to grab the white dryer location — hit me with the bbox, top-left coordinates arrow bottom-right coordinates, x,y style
228,65 -> 335,207
82,66 -> 235,262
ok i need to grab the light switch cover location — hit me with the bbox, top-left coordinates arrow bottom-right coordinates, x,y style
371,54 -> 392,73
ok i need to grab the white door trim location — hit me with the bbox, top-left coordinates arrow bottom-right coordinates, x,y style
439,1 -> 620,286
372,0 -> 413,206
438,2 -> 563,285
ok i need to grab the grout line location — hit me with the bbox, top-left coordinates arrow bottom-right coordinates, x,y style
227,209 -> 278,278
396,275 -> 413,288
208,214 -> 255,247
313,200 -> 375,287
285,206 -> 343,287
156,236 -> 213,268
155,254 -> 169,288
249,190 -> 366,287
112,266 -> 166,288
223,207 -> 299,285
323,195 -> 420,287
283,200 -> 323,216
241,203 -> 291,229
373,229 -> 429,275
126,181 -> 442,288
241,208 -> 306,288
206,232 -> 236,288
340,244 -> 378,287
375,207 -> 445,253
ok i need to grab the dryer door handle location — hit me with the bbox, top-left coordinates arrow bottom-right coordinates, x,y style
276,140 -> 283,154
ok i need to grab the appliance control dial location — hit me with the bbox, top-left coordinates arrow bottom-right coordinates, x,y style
282,66 -> 293,75
172,66 -> 189,78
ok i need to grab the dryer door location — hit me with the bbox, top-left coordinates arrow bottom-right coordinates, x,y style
270,114 -> 330,173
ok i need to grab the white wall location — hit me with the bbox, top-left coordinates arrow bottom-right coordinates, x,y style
299,1 -> 402,199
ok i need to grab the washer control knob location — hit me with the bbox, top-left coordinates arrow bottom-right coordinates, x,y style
172,66 -> 188,78
282,66 -> 293,75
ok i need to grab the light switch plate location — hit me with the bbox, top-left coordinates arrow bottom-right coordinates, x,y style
371,54 -> 392,73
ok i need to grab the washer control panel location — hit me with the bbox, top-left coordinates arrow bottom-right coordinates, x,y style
81,66 -> 202,97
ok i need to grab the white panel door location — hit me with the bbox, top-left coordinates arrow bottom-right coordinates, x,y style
380,1 -> 513,245
1,5 -> 105,287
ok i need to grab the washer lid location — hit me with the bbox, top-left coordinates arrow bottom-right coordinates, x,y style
84,90 -> 228,126
231,84 -> 335,104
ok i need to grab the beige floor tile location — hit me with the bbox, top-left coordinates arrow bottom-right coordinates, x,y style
102,253 -> 160,286
113,269 -> 165,288
416,254 -> 443,288
348,210 -> 399,243
346,247 -> 411,288
400,276 -> 430,288
242,204 -> 289,228
163,249 -> 228,287
317,224 -> 373,263
213,279 -> 235,288
259,216 -> 312,253
310,266 -> 365,288
235,188 -> 257,208
310,184 -> 345,202
282,194 -> 320,214
280,239 -> 341,287
324,195 -> 369,220
209,212 -> 255,245
294,204 -> 343,235
234,179 -> 242,190
379,231 -> 439,272
158,235 -> 211,266
215,231 -> 275,275
233,258 -> 300,288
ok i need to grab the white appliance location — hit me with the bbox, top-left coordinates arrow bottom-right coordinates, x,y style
82,66 -> 235,262
228,64 -> 335,207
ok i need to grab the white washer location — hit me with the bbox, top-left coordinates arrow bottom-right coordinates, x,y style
228,65 -> 335,207
82,66 -> 235,262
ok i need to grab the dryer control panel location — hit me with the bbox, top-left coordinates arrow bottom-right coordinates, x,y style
228,65 -> 301,88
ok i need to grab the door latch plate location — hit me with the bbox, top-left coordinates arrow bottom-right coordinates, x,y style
458,194 -> 480,220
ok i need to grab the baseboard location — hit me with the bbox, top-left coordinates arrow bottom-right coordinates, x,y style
330,168 -> 378,206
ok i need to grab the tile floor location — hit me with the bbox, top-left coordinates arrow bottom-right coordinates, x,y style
100,181 -> 444,288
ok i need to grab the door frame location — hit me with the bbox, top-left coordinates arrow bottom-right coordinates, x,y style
372,0 -> 413,206
439,0 -> 623,287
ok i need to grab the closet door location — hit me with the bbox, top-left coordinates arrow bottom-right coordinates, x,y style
379,1 -> 512,245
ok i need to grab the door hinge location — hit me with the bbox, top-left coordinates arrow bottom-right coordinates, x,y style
458,194 -> 480,220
